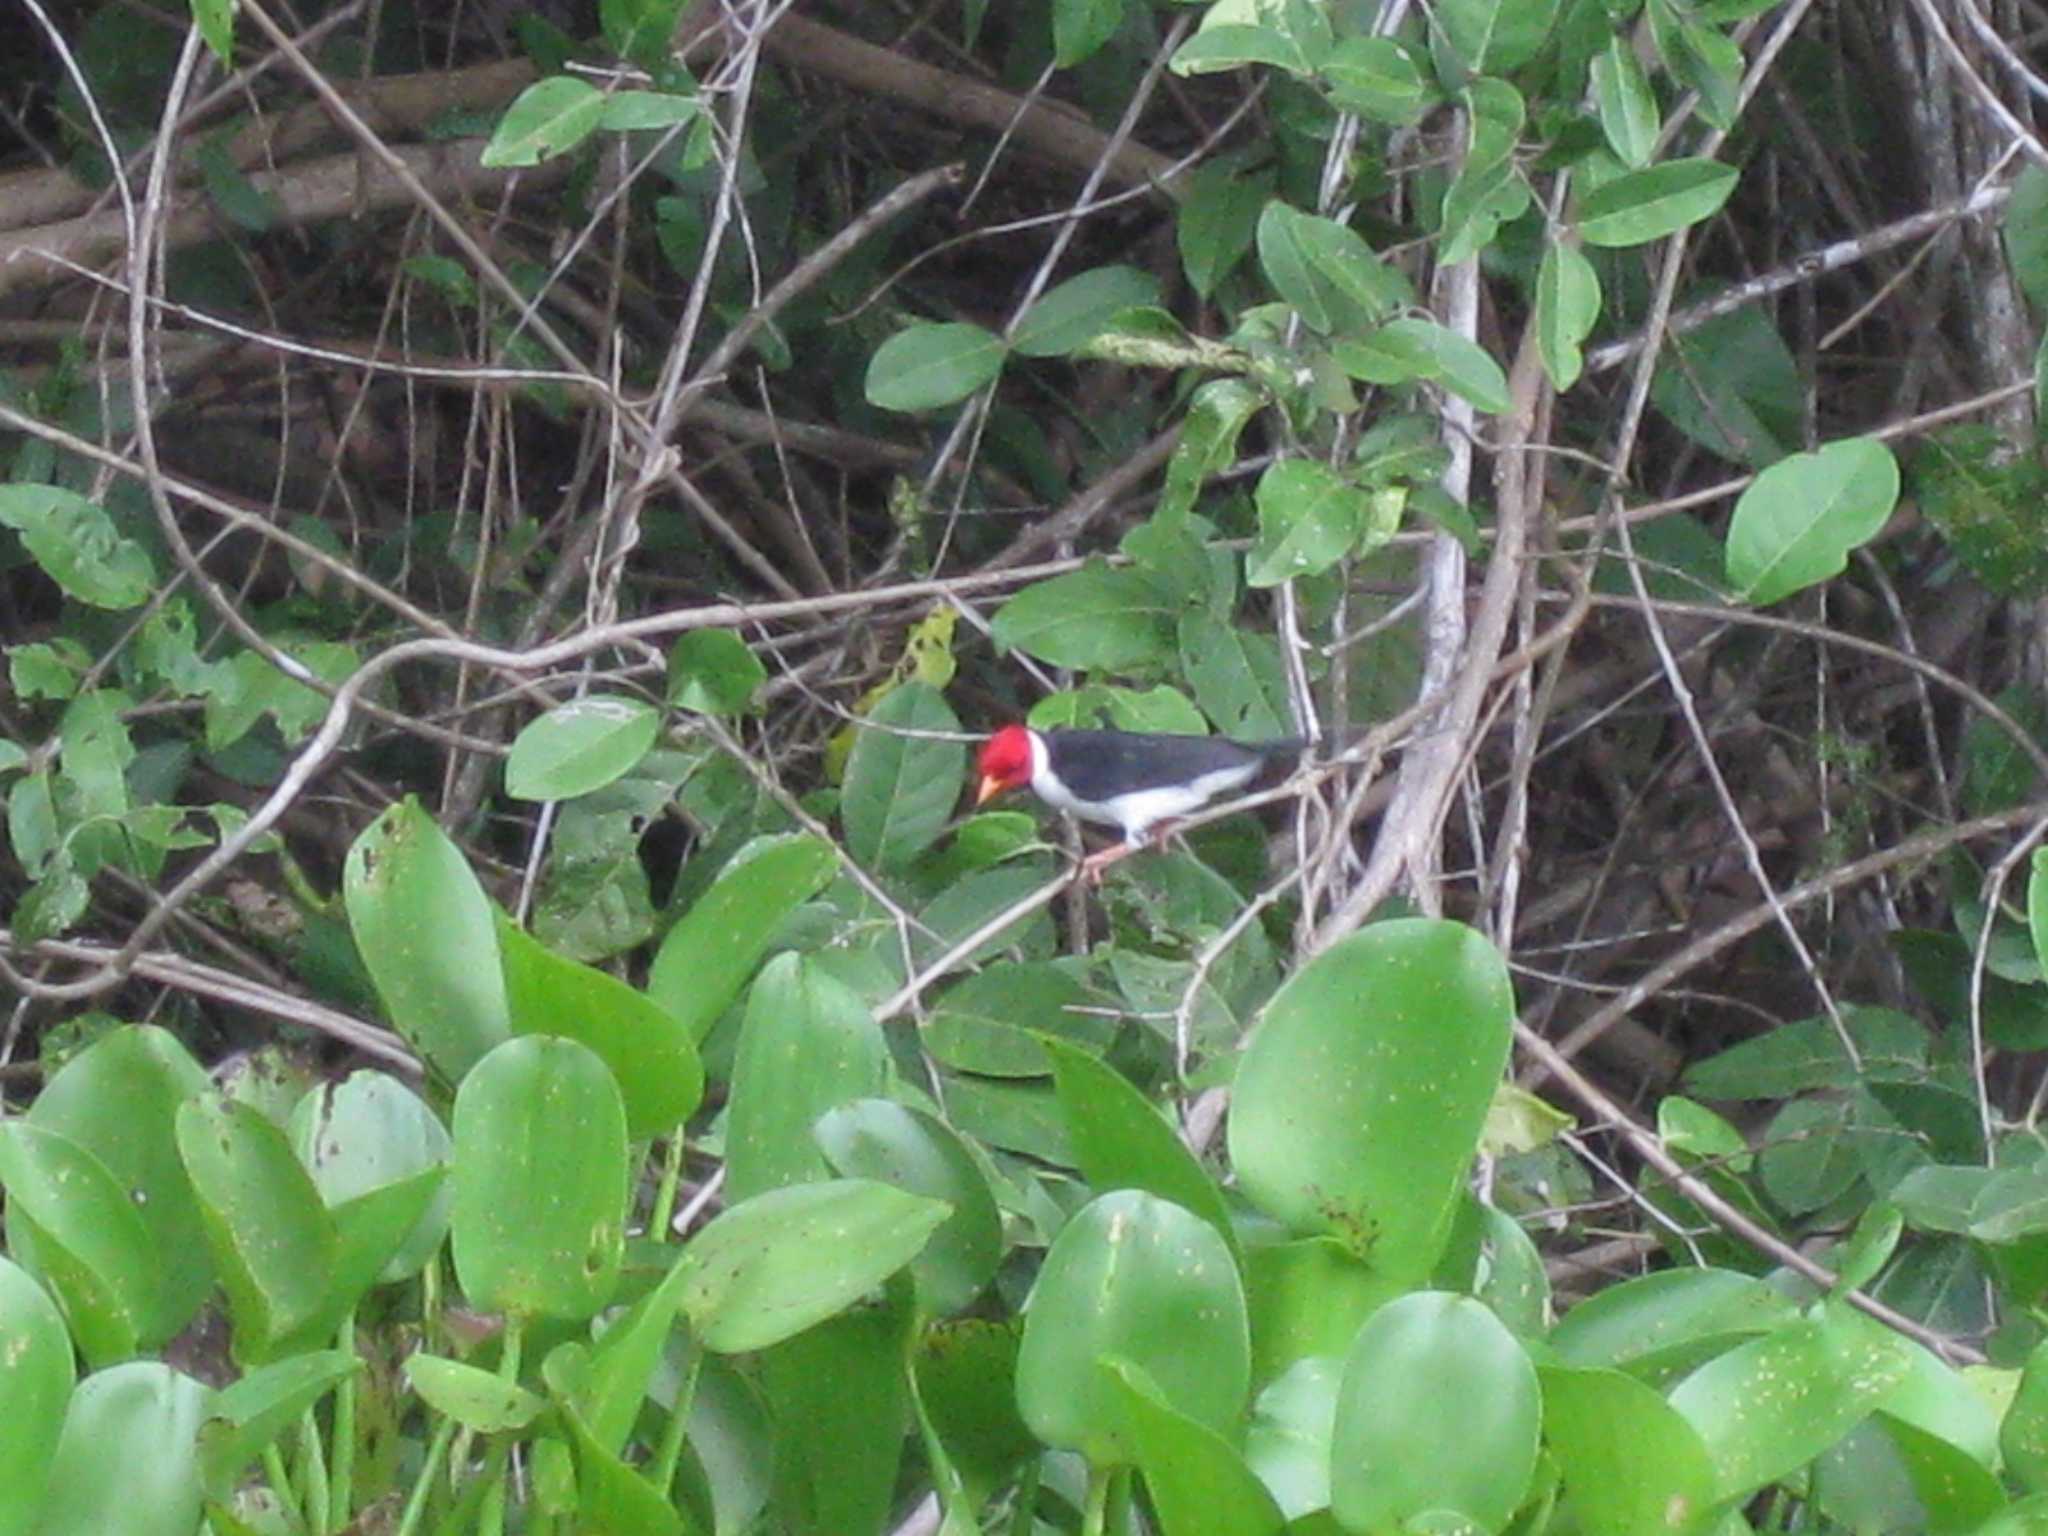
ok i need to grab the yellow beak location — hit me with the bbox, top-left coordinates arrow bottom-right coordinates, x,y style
975,774 -> 1008,806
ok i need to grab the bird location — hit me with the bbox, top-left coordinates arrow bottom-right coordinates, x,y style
974,724 -> 1306,878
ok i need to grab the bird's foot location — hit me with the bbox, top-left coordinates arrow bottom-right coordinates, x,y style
1075,822 -> 1179,885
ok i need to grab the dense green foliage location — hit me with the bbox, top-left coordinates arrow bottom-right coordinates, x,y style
5,0 -> 2048,1533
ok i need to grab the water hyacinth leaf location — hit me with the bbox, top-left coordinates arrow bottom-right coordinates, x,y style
755,1301 -> 910,1536
405,1355 -> 547,1432
27,1025 -> 214,1340
289,1070 -> 452,1283
815,1099 -> 1003,1315
1042,1036 -> 1236,1257
0,1257 -> 73,1536
1015,1189 -> 1250,1466
990,563 -> 1175,671
1331,1291 -> 1541,1533
1725,437 -> 1900,605
175,1094 -> 337,1365
1539,1364 -> 1716,1536
724,953 -> 891,1204
1578,158 -> 1738,247
198,1351 -> 359,1499
2006,1334 -> 2048,1492
678,1179 -> 951,1353
1013,266 -> 1161,357
1229,919 -> 1514,1281
1245,1237 -> 1404,1386
481,75 -> 605,167
646,831 -> 837,1038
505,696 -> 662,801
0,484 -> 155,609
925,962 -> 1109,1077
842,681 -> 966,873
1536,239 -> 1601,391
344,799 -> 512,1083
1668,1310 -> 1913,1501
666,630 -> 765,715
451,1037 -> 628,1321
34,1361 -> 210,1536
865,322 -> 1007,412
497,913 -> 704,1137
1104,1359 -> 1285,1536
0,1121 -> 166,1364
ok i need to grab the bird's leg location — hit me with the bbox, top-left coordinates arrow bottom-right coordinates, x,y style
1076,821 -> 1182,884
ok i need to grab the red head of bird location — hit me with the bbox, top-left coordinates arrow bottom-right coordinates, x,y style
975,724 -> 1037,805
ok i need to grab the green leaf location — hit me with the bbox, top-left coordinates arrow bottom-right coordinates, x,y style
1248,459 -> 1368,587
1578,158 -> 1738,246
990,563 -> 1174,671
344,798 -> 512,1083
1648,0 -> 1741,129
405,1355 -> 546,1432
1229,919 -> 1514,1280
0,1257 -> 74,1536
841,681 -> 965,872
1016,1190 -> 1249,1466
865,323 -> 1007,412
1434,0 -> 1562,74
0,1122 -> 160,1365
1105,1360 -> 1285,1536
724,953 -> 891,1204
1171,24 -> 1312,76
1547,1267 -> 1798,1376
814,1099 -> 1003,1317
2033,847 -> 2048,990
679,1179 -> 951,1353
1438,79 -> 1529,265
1651,306 -> 1803,467
646,832 -> 838,1039
191,0 -> 234,65
1290,211 -> 1414,322
1054,0 -> 1124,67
926,962 -> 1109,1076
1725,437 -> 1901,605
1540,1365 -> 1716,1536
2005,163 -> 2048,314
666,630 -> 765,714
1591,36 -> 1660,167
1176,163 -> 1270,299
1178,611 -> 1290,740
755,1304 -> 910,1536
505,696 -> 662,801
1669,1309 -> 1913,1501
198,1352 -> 359,1499
1536,239 -> 1601,390
175,1095 -> 336,1365
2006,1335 -> 2048,1492
1013,266 -> 1161,357
450,1037 -> 628,1321
601,0 -> 686,69
34,1362 -> 209,1536
1257,202 -> 1406,333
1331,1291 -> 1540,1531
197,137 -> 278,232
1335,316 -> 1510,413
1154,377 -> 1267,532
0,485 -> 154,609
481,75 -> 605,167
1684,1007 -> 1926,1098
1322,36 -> 1429,122
28,1026 -> 214,1344
497,914 -> 705,1137
288,1071 -> 452,1284
597,88 -> 700,131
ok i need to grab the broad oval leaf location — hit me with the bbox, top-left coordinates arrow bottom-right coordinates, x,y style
34,1361 -> 210,1536
724,953 -> 891,1203
28,1025 -> 213,1342
0,1121 -> 159,1365
176,1094 -> 337,1365
1015,1189 -> 1249,1467
289,1070 -> 452,1283
1248,459 -> 1367,588
1668,1309 -> 1913,1501
497,913 -> 704,1137
0,485 -> 154,609
2006,1333 -> 2048,1492
1591,36 -> 1660,168
1105,1359 -> 1285,1536
1540,1364 -> 1716,1536
1323,36 -> 1428,122
1334,316 -> 1510,413
815,1098 -> 1003,1316
1331,1291 -> 1540,1533
1053,0 -> 1124,67
1536,239 -> 1601,392
1170,23 -> 1310,76
679,1179 -> 951,1353
647,832 -> 838,1040
344,798 -> 512,1083
1013,266 -> 1161,358
990,563 -> 1174,671
505,696 -> 661,801
666,630 -> 765,715
1229,918 -> 1513,1280
481,75 -> 605,167
1578,158 -> 1738,247
842,681 -> 965,873
865,322 -> 1007,412
451,1036 -> 628,1321
598,88 -> 701,131
1434,0 -> 1562,75
406,1354 -> 547,1432
1725,437 -> 1900,605
0,1257 -> 73,1536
